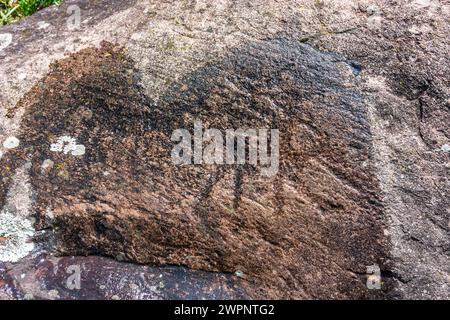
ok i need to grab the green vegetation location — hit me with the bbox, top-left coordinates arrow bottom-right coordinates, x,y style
1,0 -> 62,25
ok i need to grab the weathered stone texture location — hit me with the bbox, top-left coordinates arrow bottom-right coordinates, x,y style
0,0 -> 448,299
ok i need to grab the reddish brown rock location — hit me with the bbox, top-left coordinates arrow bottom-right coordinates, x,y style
0,0 -> 448,300
0,254 -> 249,300
1,39 -> 390,299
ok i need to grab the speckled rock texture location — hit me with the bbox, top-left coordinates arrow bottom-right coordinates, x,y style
0,0 -> 449,300
0,253 -> 249,299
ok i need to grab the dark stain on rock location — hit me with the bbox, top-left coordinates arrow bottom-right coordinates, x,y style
1,39 -> 392,299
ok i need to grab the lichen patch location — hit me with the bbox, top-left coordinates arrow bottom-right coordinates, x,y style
0,166 -> 35,262
50,136 -> 85,156
3,136 -> 20,149
0,211 -> 35,262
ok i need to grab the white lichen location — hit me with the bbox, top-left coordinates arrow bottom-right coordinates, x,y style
0,165 -> 35,263
71,144 -> 86,156
50,135 -> 85,156
0,212 -> 35,262
3,136 -> 20,149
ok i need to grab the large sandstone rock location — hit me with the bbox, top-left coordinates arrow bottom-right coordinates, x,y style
0,0 -> 448,299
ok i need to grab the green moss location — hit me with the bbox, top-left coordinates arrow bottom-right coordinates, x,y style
1,0 -> 63,25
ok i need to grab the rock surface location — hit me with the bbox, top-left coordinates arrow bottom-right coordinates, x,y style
0,0 -> 449,299
0,253 -> 249,299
